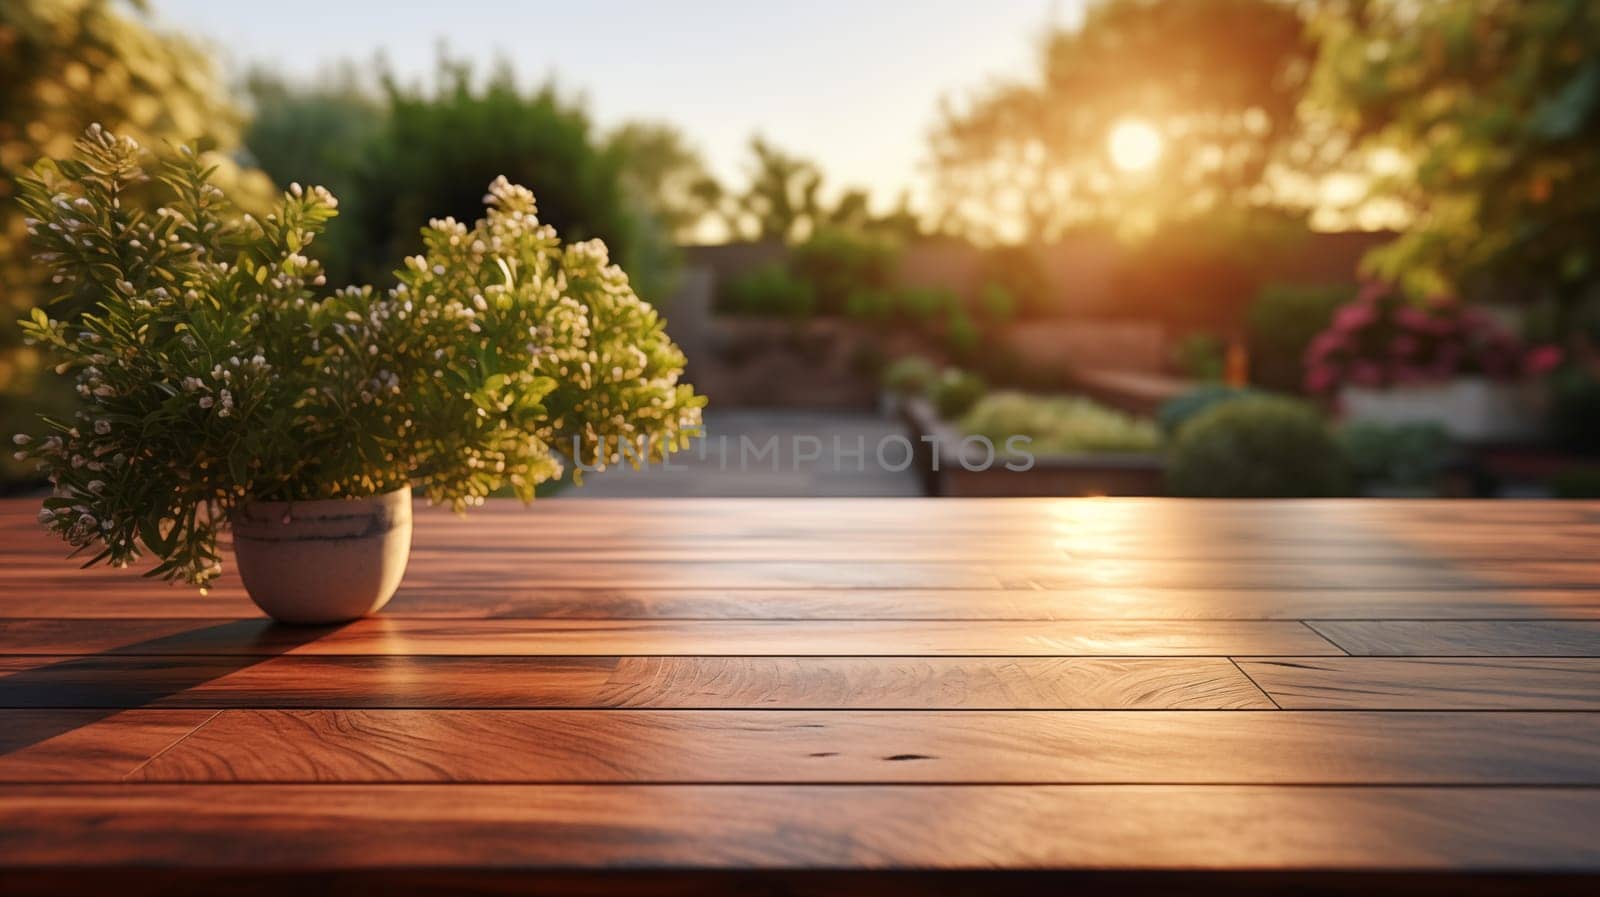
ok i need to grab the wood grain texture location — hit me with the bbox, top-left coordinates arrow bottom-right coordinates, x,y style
3,784 -> 1600,870
1307,621 -> 1600,656
0,617 -> 1341,656
0,710 -> 214,781
4,497 -> 1600,891
7,586 -> 1599,621
0,655 -> 1272,709
128,709 -> 1600,785
1239,658 -> 1600,709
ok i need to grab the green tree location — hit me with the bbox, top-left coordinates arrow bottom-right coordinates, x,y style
241,68 -> 385,285
605,122 -> 722,244
0,0 -> 271,486
338,58 -> 668,298
931,0 -> 1313,242
1308,0 -> 1600,316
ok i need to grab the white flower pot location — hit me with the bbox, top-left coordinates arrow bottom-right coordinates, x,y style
231,488 -> 412,624
1341,377 -> 1545,444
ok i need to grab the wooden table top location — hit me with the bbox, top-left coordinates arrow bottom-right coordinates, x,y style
2,497 -> 1599,896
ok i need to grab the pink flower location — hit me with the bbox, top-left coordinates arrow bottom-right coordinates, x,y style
1524,344 -> 1564,376
1350,360 -> 1384,387
1305,363 -> 1338,394
1332,302 -> 1377,331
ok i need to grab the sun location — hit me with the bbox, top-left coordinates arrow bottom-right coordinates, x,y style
1108,118 -> 1164,173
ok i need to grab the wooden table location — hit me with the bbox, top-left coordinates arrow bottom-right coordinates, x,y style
2,498 -> 1599,895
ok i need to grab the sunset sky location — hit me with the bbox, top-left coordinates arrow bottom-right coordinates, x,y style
155,0 -> 1085,212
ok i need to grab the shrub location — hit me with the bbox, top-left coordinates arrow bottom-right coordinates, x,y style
977,282 -> 1018,323
12,127 -> 703,589
1339,422 -> 1453,494
896,286 -> 959,323
1156,385 -> 1257,436
928,368 -> 987,419
943,309 -> 982,359
1172,332 -> 1226,381
960,391 -> 1161,455
1302,282 -> 1561,394
719,264 -> 815,318
1246,282 -> 1352,393
1167,396 -> 1349,497
789,226 -> 899,315
881,356 -> 939,396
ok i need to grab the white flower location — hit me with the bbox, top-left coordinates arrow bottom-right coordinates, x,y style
37,508 -> 55,524
198,396 -> 214,409
87,480 -> 106,494
93,420 -> 111,435
12,434 -> 30,445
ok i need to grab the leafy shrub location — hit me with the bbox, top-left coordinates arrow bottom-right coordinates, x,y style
896,286 -> 959,323
1339,422 -> 1453,494
1246,282 -> 1352,393
1303,282 -> 1561,394
928,368 -> 987,419
845,287 -> 894,321
977,282 -> 1018,323
1157,385 -> 1257,436
1172,332 -> 1226,381
943,309 -> 982,359
960,392 -> 1161,455
881,356 -> 939,396
1167,396 -> 1349,497
13,127 -> 703,588
719,264 -> 815,318
978,245 -> 1052,318
789,226 -> 899,315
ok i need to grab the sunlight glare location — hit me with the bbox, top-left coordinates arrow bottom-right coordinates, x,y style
1108,119 -> 1164,173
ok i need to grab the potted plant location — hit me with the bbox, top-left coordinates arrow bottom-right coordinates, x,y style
11,125 -> 704,623
1304,281 -> 1562,443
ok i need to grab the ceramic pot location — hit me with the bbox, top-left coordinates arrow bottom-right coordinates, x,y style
1341,377 -> 1546,444
231,488 -> 412,624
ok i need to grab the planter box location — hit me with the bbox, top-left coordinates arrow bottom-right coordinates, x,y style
1341,378 -> 1545,444
900,398 -> 1165,497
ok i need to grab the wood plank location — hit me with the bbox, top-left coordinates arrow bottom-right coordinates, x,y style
126,709 -> 1600,785
6,585 -> 1600,622
0,656 -> 1272,709
0,710 -> 214,781
1308,621 -> 1600,656
3,784 -> 1599,870
1239,659 -> 1600,709
0,618 -> 1341,656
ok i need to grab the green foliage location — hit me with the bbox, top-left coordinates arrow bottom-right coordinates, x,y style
960,391 -> 1161,455
943,308 -> 981,359
1156,385 -> 1257,436
881,355 -> 939,396
927,367 -> 987,419
605,121 -> 722,244
1167,396 -> 1348,497
721,137 -> 920,243
789,226 -> 900,315
1338,422 -> 1453,495
978,246 -> 1051,317
977,282 -> 1018,324
1310,0 -> 1600,308
1172,332 -> 1226,382
718,264 -> 815,318
0,0 -> 275,486
1246,282 -> 1354,393
13,128 -> 703,589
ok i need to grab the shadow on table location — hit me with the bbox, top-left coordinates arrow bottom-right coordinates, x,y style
0,620 -> 342,755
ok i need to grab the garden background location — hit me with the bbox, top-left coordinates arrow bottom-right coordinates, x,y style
4,0 -> 1599,498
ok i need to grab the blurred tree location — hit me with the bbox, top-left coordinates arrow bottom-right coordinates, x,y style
241,67 -> 384,285
724,137 -> 923,243
930,0 -> 1314,243
1307,0 -> 1600,314
342,57 -> 669,297
0,0 -> 272,486
605,122 -> 722,244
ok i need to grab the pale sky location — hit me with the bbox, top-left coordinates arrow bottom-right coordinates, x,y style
153,0 -> 1086,213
